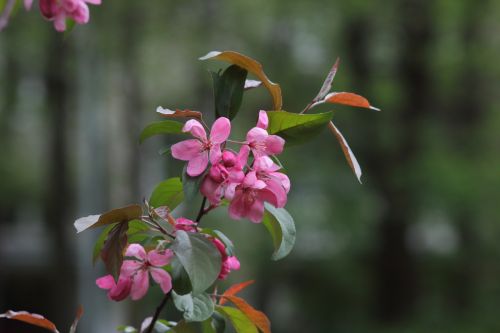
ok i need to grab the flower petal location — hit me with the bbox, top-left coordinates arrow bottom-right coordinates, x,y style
246,127 -> 268,143
108,276 -> 132,301
264,179 -> 287,208
227,256 -> 241,270
183,119 -> 207,141
120,260 -> 143,277
264,135 -> 285,155
256,110 -> 268,129
148,249 -> 174,267
84,0 -> 101,4
171,139 -> 202,161
209,144 -> 222,165
130,270 -> 149,300
96,275 -> 116,290
125,244 -> 147,260
186,151 -> 209,176
210,117 -> 231,144
247,198 -> 265,223
150,268 -> 173,294
200,176 -> 223,205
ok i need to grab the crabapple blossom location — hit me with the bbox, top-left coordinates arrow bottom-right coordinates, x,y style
200,146 -> 249,205
253,156 -> 290,208
171,117 -> 231,177
174,217 -> 198,233
212,238 -> 240,280
39,0 -> 101,32
120,244 -> 174,300
96,274 -> 132,302
246,111 -> 284,158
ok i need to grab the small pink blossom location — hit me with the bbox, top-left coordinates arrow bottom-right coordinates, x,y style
39,0 -> 101,32
96,274 -> 132,302
228,171 -> 280,223
171,118 -> 231,177
200,146 -> 249,205
24,0 -> 33,10
246,112 -> 284,158
212,238 -> 240,280
120,244 -> 174,300
174,217 -> 198,233
253,156 -> 290,208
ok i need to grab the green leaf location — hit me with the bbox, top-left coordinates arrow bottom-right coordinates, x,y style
101,221 -> 129,278
216,306 -> 258,333
172,291 -> 215,322
171,258 -> 193,295
214,65 -> 248,120
171,230 -> 222,293
262,203 -> 296,261
265,110 -> 333,145
74,204 -> 142,233
182,166 -> 204,203
92,224 -> 114,265
150,177 -> 184,210
210,312 -> 226,333
139,120 -> 184,144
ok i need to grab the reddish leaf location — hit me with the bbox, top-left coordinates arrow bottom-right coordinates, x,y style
0,310 -> 59,332
328,121 -> 362,183
101,221 -> 129,277
69,305 -> 83,333
200,51 -> 282,110
74,204 -> 142,233
219,280 -> 255,306
313,57 -> 340,102
222,296 -> 271,333
156,106 -> 202,120
323,92 -> 380,111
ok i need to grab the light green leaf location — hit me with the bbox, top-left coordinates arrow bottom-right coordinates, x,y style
172,292 -> 215,322
262,203 -> 296,261
150,177 -> 184,210
266,110 -> 333,145
216,306 -> 258,333
171,231 -> 222,293
139,120 -> 184,144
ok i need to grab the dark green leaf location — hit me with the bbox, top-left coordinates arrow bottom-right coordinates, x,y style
216,306 -> 258,333
214,65 -> 248,120
171,258 -> 193,295
182,166 -> 204,203
139,120 -> 184,144
74,204 -> 142,233
265,110 -> 333,145
262,203 -> 296,261
172,292 -> 215,322
171,231 -> 222,293
101,222 -> 129,277
150,177 -> 184,210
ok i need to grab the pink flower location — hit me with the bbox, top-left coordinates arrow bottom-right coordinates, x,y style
246,111 -> 284,158
253,156 -> 290,208
96,274 -> 132,301
171,118 -> 231,177
39,0 -> 101,32
200,146 -> 249,205
120,244 -> 174,300
212,238 -> 240,280
228,171 -> 280,223
24,0 -> 33,10
174,217 -> 198,233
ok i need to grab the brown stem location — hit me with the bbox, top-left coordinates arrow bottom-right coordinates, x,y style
195,196 -> 208,223
144,292 -> 171,333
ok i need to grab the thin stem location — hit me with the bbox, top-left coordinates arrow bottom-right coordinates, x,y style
144,292 -> 171,333
299,101 -> 315,114
195,196 -> 208,223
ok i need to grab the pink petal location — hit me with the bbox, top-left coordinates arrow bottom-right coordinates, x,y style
54,13 -> 67,32
209,144 -> 222,165
120,260 -> 143,277
24,0 -> 33,10
183,120 -> 207,141
71,3 -> 89,24
186,152 -> 209,176
256,110 -> 268,129
125,244 -> 147,260
171,139 -> 202,161
148,249 -> 174,267
228,191 -> 246,220
108,276 -> 132,301
200,176 -> 223,205
258,189 -> 280,208
264,135 -> 285,155
84,0 -> 101,4
253,156 -> 278,172
130,270 -> 149,300
227,256 -> 241,270
247,198 -> 265,223
242,172 -> 258,188
264,180 -> 287,208
150,268 -> 172,294
209,117 -> 231,144
236,145 -> 250,169
246,127 -> 268,143
96,275 -> 116,290
272,172 -> 290,193
225,183 -> 237,200
62,0 -> 78,12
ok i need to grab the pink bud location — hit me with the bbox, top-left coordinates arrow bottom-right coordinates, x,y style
222,151 -> 236,167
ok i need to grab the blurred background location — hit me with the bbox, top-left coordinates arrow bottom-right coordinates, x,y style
1,0 -> 500,332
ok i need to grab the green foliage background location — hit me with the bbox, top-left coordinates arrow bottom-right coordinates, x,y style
1,0 -> 500,332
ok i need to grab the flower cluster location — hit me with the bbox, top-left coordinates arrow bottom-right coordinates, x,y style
38,0 -> 101,31
172,111 -> 290,223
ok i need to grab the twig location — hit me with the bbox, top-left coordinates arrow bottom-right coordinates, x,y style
144,292 -> 171,333
195,196 -> 208,223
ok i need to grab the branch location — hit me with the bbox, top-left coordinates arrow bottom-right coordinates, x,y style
144,292 -> 170,333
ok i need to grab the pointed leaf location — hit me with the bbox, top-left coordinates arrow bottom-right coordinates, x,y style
171,258 -> 193,295
313,57 -> 340,102
265,110 -> 333,145
74,204 -> 142,233
328,121 -> 362,183
150,177 -> 184,210
262,203 -> 296,261
219,280 -> 255,306
171,230 -> 222,293
157,106 -> 203,120
139,120 -> 184,144
101,221 -> 129,277
172,291 -> 215,322
214,65 -> 248,120
320,92 -> 380,111
200,51 -> 282,110
221,296 -> 271,333
0,310 -> 59,332
216,306 -> 258,333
